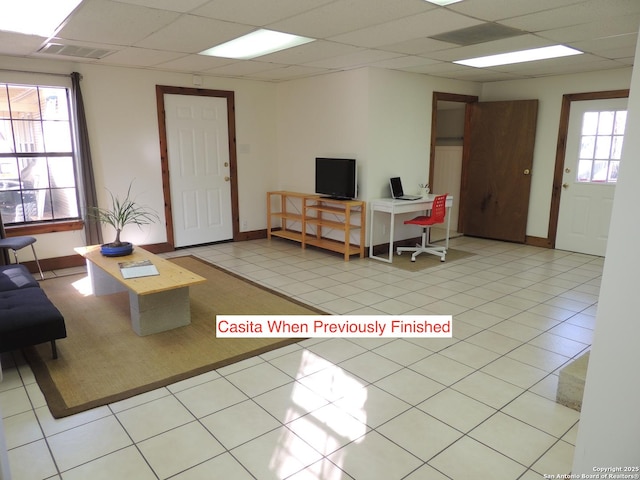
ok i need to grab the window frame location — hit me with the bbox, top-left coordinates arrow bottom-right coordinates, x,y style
0,82 -> 83,234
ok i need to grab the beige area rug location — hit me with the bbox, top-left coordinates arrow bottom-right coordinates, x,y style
386,247 -> 473,272
25,256 -> 323,418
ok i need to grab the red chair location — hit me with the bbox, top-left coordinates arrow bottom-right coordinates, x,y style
397,193 -> 448,262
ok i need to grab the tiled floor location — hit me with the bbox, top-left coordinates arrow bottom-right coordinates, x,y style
0,235 -> 600,479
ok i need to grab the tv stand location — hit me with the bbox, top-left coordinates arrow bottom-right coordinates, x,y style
267,191 -> 365,261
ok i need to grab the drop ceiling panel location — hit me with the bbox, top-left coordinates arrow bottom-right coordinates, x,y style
258,40 -> 362,66
267,0 -> 436,39
247,65 -> 331,81
303,49 -> 404,69
0,0 -> 637,83
502,0 -> 640,32
192,0 -> 335,27
57,0 -> 180,45
113,0 -> 210,12
154,54 -> 234,71
97,47 -> 185,66
539,15 -> 640,44
329,9 -> 484,48
448,0 -> 588,22
135,15 -> 252,53
427,34 -> 552,62
0,33 -> 46,56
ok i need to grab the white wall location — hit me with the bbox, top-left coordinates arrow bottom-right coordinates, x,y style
572,36 -> 640,471
1,56 -> 279,259
481,68 -> 633,239
1,56 -> 634,257
276,67 -> 481,245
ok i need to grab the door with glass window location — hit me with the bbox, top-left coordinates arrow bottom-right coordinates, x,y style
556,98 -> 627,256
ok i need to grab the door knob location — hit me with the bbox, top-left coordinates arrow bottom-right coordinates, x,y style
224,176 -> 230,182
562,183 -> 569,189
523,169 -> 531,175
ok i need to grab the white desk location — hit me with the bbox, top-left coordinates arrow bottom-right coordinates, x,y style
369,195 -> 454,263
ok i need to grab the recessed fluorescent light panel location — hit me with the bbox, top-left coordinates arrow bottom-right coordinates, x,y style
455,45 -> 583,68
423,0 -> 464,5
200,29 -> 314,60
0,0 -> 82,36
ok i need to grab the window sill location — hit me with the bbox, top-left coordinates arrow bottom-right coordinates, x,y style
5,220 -> 84,236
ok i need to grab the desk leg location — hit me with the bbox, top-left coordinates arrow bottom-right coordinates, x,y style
445,207 -> 451,250
129,287 -> 191,336
369,209 -> 395,263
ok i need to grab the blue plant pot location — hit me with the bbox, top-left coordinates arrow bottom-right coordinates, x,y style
100,242 -> 133,257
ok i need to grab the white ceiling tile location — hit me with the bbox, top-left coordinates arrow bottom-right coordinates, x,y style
135,15 -> 252,53
154,54 -> 235,71
112,0 -> 210,12
205,60 -> 285,76
329,9 -> 483,48
0,32 -> 46,56
258,40 -> 362,66
267,0 -> 437,39
192,0 -> 334,27
537,14 -> 640,44
97,47 -> 185,66
304,49 -> 403,69
368,55 -> 441,69
448,0 -> 588,22
247,65 -> 332,81
57,0 -> 180,45
502,0 -> 640,32
0,0 -> 636,82
425,34 -> 551,62
381,36 -> 458,56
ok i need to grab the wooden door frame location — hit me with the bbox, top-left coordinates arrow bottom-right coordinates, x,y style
547,89 -> 629,248
430,91 -> 478,233
155,85 -> 239,249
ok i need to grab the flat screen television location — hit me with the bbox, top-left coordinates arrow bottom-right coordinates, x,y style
315,157 -> 357,199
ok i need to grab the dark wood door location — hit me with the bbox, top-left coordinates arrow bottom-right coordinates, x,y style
460,100 -> 538,243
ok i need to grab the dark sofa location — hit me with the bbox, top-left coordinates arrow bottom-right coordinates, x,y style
0,264 -> 66,359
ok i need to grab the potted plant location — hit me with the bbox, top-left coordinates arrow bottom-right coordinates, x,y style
89,182 -> 159,256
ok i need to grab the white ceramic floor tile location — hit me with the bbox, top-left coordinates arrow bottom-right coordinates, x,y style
410,354 -> 475,386
501,391 -> 580,438
374,368 -> 445,405
451,371 -> 524,410
48,416 -> 132,472
61,445 -> 157,480
327,430 -> 423,480
418,388 -> 496,433
429,436 -> 526,480
531,440 -> 574,477
377,407 -> 462,461
469,412 -> 556,465
333,384 -> 411,428
138,421 -> 225,479
7,438 -> 57,480
372,339 -> 432,366
1,238 -> 606,480
116,394 -> 195,442
170,452 -> 255,480
224,361 -> 294,397
201,399 -> 280,449
174,377 -> 248,418
231,426 -> 323,479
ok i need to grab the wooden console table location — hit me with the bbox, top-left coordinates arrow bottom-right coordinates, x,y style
267,191 -> 365,260
75,245 -> 206,336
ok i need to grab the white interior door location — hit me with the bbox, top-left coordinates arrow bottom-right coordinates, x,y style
164,94 -> 233,247
556,98 -> 627,256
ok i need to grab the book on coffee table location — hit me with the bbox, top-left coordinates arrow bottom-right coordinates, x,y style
118,259 -> 159,279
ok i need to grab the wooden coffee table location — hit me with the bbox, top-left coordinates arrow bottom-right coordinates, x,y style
75,245 -> 206,336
